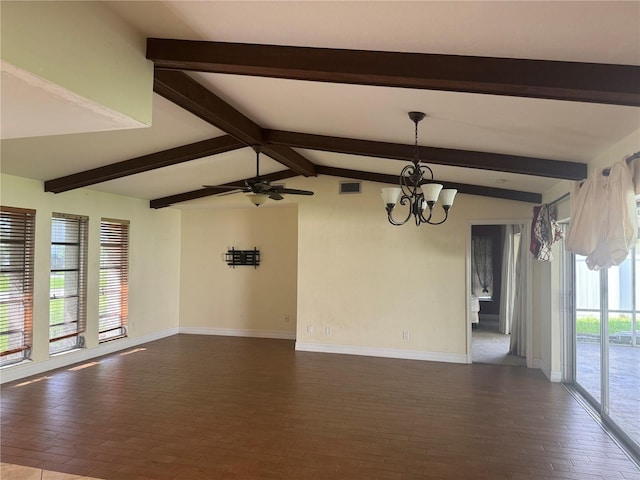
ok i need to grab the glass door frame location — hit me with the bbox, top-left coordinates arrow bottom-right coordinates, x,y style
562,237 -> 640,460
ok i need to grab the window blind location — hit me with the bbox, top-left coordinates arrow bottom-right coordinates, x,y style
0,206 -> 36,365
50,213 -> 88,354
99,219 -> 129,342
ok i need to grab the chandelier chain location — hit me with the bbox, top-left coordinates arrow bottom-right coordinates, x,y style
413,118 -> 419,163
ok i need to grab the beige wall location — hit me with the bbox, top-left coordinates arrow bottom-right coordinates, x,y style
0,174 -> 181,380
179,204 -> 298,337
178,174 -> 537,364
291,175 -> 533,360
16,133 -> 640,379
1,1 -> 153,127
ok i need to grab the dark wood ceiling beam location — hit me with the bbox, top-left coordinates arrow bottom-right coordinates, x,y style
154,69 -> 263,145
262,144 -> 315,177
44,136 -> 243,194
265,130 -> 587,181
150,170 -> 298,209
318,166 -> 542,204
153,69 -> 316,177
147,39 -> 640,106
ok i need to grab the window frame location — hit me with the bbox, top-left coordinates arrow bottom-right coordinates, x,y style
0,206 -> 36,366
567,199 -> 640,458
49,213 -> 88,355
99,218 -> 129,343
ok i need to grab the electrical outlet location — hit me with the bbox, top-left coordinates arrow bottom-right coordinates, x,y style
306,324 -> 313,334
284,314 -> 290,323
402,330 -> 409,340
325,326 -> 332,336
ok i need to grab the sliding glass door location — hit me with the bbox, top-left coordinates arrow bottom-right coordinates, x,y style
572,239 -> 640,453
606,248 -> 639,447
574,253 -> 601,404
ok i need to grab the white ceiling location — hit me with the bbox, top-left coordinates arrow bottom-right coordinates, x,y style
1,1 -> 639,208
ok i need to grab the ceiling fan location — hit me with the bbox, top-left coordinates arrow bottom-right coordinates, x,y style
204,146 -> 314,206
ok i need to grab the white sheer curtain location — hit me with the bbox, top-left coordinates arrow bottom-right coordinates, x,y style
472,236 -> 494,297
498,225 -> 516,334
509,223 -> 531,357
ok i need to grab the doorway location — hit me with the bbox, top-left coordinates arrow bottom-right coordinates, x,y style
468,221 -> 530,367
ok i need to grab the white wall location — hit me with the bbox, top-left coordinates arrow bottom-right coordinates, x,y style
0,174 -> 181,382
292,175 -> 533,362
179,204 -> 298,338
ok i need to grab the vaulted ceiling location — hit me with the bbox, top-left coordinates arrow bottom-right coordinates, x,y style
2,1 -> 639,209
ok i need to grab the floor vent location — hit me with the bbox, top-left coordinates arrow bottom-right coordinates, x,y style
339,181 -> 361,194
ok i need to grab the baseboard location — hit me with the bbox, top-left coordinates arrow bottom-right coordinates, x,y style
0,327 -> 179,384
295,342 -> 467,364
179,326 -> 296,340
533,357 -> 562,382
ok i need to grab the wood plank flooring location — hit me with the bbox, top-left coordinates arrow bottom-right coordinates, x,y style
1,334 -> 638,480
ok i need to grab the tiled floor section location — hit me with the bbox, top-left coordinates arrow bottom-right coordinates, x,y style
1,335 -> 639,480
1,462 -> 103,479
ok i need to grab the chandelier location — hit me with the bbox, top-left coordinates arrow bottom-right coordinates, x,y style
381,111 -> 457,226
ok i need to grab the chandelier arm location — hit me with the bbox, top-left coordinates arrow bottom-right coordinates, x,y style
386,194 -> 413,225
424,206 -> 451,225
420,164 -> 435,181
418,205 -> 433,224
399,164 -> 423,197
415,202 -> 423,226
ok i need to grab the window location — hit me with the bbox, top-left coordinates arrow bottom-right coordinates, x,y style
50,213 -> 88,355
0,207 -> 35,366
99,219 -> 129,342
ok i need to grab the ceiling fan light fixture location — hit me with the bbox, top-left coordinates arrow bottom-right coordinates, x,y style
247,193 -> 269,207
382,111 -> 455,226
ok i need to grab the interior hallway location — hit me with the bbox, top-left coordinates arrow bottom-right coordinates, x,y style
1,335 -> 638,480
471,316 -> 526,367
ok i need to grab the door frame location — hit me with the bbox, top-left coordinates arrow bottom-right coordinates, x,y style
466,218 -> 533,366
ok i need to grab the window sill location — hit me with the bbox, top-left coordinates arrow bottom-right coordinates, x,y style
0,359 -> 33,370
99,335 -> 128,344
50,347 -> 84,358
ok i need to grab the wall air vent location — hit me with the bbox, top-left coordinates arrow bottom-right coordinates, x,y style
339,181 -> 361,194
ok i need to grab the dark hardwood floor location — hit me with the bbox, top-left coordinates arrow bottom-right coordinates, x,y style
1,334 -> 638,480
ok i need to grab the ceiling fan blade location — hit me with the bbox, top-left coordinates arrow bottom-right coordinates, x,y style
203,185 -> 241,192
273,188 -> 315,196
269,192 -> 284,201
217,189 -> 244,197
202,185 -> 250,198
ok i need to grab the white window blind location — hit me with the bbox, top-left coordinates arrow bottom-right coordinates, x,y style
0,206 -> 35,366
50,213 -> 88,354
99,219 -> 129,342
